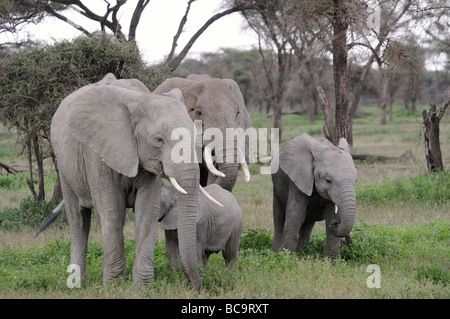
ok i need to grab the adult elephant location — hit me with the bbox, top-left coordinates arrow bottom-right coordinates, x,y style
271,134 -> 357,259
154,74 -> 252,192
51,74 -> 220,290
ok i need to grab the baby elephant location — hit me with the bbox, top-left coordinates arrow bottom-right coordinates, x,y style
159,184 -> 243,270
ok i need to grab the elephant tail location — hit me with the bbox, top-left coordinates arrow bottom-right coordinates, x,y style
34,200 -> 65,237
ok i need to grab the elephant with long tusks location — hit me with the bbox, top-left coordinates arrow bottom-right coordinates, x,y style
37,73 -> 226,291
154,74 -> 253,192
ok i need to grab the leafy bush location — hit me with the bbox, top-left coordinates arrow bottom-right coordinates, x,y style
356,172 -> 449,205
0,196 -> 66,230
304,220 -> 450,268
0,172 -> 29,190
0,32 -> 168,200
239,228 -> 273,251
416,265 -> 448,286
340,223 -> 404,263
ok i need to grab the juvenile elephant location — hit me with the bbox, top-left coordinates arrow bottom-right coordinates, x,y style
154,74 -> 252,192
159,184 -> 243,270
51,74 -> 221,290
271,133 -> 357,259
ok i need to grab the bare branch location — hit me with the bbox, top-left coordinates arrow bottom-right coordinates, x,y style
166,0 -> 196,64
43,3 -> 90,35
166,5 -> 246,72
128,0 -> 151,42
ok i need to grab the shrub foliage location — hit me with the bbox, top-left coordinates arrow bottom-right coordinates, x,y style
0,32 -> 167,201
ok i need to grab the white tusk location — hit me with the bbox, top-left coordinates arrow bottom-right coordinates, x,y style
238,148 -> 251,182
335,205 -> 338,214
204,146 -> 225,178
199,185 -> 224,208
169,176 -> 187,195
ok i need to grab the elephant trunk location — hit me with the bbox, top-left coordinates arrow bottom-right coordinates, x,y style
331,185 -> 356,238
215,145 -> 239,192
174,167 -> 202,291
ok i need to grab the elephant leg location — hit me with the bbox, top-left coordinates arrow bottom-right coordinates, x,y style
90,182 -> 127,282
62,182 -> 92,280
296,221 -> 315,253
165,230 -> 180,271
223,241 -> 239,270
98,205 -> 127,282
133,175 -> 160,284
280,182 -> 307,252
272,192 -> 285,252
202,251 -> 212,269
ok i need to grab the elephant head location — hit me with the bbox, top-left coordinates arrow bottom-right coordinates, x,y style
63,74 -> 226,290
277,134 -> 357,239
154,74 -> 252,192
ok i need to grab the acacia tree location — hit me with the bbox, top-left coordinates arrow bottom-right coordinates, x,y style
1,0 -> 249,72
236,0 -> 362,144
241,1 -> 294,141
0,33 -> 156,202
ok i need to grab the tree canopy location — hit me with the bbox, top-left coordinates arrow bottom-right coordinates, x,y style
0,32 -> 165,201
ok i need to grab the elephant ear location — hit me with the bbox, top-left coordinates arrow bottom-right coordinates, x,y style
223,78 -> 252,130
97,73 -> 117,84
161,88 -> 184,103
67,85 -> 139,177
187,74 -> 211,81
154,77 -> 200,112
279,134 -> 316,196
338,137 -> 350,153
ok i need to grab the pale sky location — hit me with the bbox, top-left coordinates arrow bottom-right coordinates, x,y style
1,0 -> 444,70
2,0 -> 259,65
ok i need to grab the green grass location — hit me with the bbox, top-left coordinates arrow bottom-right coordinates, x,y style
0,102 -> 449,298
0,223 -> 448,298
356,171 -> 449,206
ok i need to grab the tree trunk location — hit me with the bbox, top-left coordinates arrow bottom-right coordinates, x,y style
348,53 -> 376,145
389,100 -> 393,122
332,0 -> 350,145
25,139 -> 37,197
51,153 -> 63,202
422,103 -> 448,172
273,97 -> 283,142
32,134 -> 45,202
305,59 -> 334,141
379,68 -> 388,125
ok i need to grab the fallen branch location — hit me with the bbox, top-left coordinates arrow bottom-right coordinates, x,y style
0,161 -> 19,175
265,110 -> 304,118
351,150 -> 415,162
0,161 -> 30,175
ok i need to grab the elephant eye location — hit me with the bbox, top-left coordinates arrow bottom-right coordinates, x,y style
196,110 -> 202,117
325,178 -> 332,184
153,136 -> 164,146
236,110 -> 240,117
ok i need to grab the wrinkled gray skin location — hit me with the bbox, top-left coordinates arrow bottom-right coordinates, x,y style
154,74 -> 252,192
159,184 -> 243,270
271,133 -> 357,259
51,73 -> 202,290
